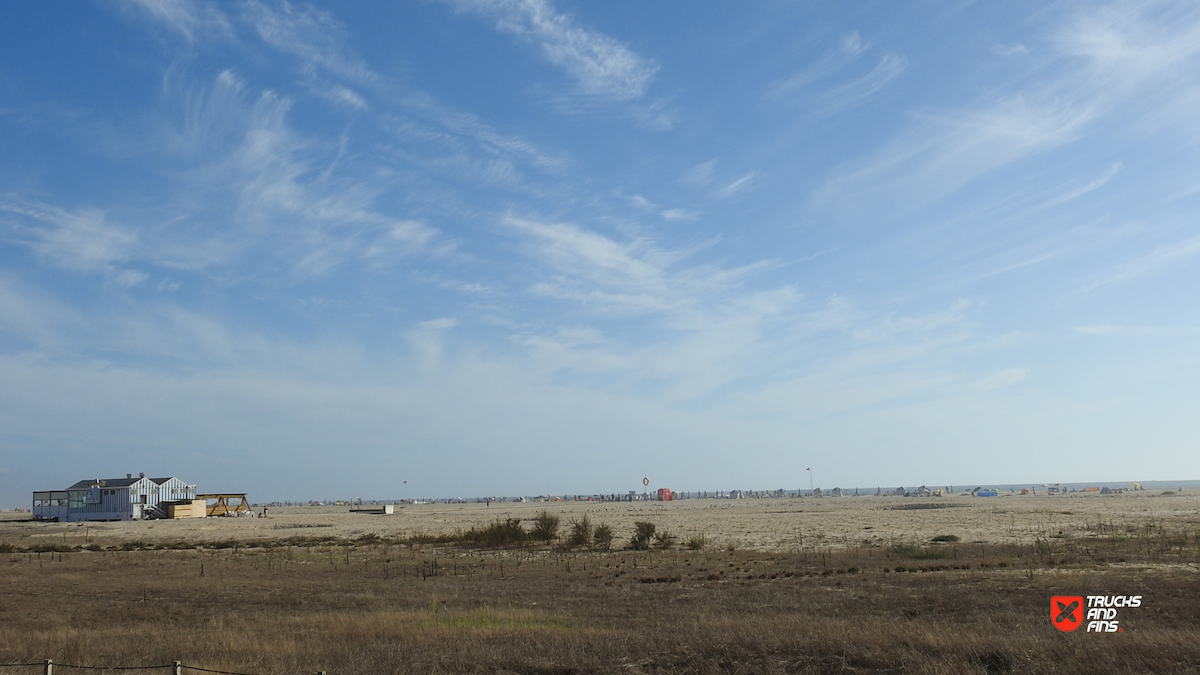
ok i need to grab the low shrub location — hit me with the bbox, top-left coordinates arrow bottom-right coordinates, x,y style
630,521 -> 656,550
471,519 -> 528,548
653,531 -> 677,550
567,515 -> 593,548
592,523 -> 614,551
530,511 -> 560,544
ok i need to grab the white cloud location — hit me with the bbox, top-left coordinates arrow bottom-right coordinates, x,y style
993,43 -> 1029,57
0,201 -> 135,273
1082,233 -> 1200,290
445,0 -> 657,102
766,32 -> 868,100
969,368 -> 1028,393
817,90 -> 1098,214
124,0 -> 232,43
0,278 -> 84,350
506,215 -> 667,300
714,173 -> 758,199
157,71 -> 442,277
242,0 -> 377,88
815,52 -> 907,114
235,0 -> 571,174
678,160 -> 716,187
661,208 -> 697,222
850,300 -> 976,343
623,195 -> 697,221
113,270 -> 151,288
819,3 -> 1200,216
1076,324 -> 1200,336
406,317 -> 458,368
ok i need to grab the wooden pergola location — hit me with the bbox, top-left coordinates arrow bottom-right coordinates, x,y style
196,493 -> 251,516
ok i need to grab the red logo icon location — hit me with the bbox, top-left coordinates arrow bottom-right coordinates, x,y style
1050,596 -> 1084,632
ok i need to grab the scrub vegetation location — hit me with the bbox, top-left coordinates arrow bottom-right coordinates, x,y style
2,513 -> 1199,674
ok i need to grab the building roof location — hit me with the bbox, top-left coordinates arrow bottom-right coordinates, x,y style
63,476 -> 193,490
65,477 -> 147,490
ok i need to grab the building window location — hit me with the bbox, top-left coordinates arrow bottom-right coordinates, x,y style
68,491 -> 85,508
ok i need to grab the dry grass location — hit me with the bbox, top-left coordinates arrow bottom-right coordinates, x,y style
2,523 -> 1199,674
2,494 -> 1199,674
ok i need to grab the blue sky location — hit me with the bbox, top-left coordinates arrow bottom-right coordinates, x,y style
2,0 -> 1199,505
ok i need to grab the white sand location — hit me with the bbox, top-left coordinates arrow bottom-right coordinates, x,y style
4,490 -> 1197,552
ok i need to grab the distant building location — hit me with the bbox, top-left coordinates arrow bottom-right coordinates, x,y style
33,474 -> 198,522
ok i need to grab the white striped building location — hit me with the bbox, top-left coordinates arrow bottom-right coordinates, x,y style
32,474 -> 197,521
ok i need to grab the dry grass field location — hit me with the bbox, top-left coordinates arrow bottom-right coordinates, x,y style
2,492 -> 1199,674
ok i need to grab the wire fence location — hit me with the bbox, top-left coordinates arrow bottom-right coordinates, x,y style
0,662 -> 324,675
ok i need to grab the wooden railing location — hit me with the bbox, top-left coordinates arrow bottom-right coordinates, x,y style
0,661 -> 326,675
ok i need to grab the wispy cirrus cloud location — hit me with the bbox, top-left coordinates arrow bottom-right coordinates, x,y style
766,32 -> 868,101
241,0 -> 377,108
1080,233 -> 1200,291
817,2 -> 1200,214
766,32 -> 905,114
140,67 -> 445,278
123,0 -> 233,43
506,215 -> 675,314
137,0 -> 568,177
0,200 -> 136,274
1076,324 -> 1200,336
816,52 -> 907,114
446,0 -> 657,101
816,94 -> 1095,214
0,277 -> 87,351
625,194 -> 698,222
714,173 -> 758,199
499,214 -> 864,400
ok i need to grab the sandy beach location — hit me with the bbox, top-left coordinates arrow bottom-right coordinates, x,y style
5,490 -> 1197,552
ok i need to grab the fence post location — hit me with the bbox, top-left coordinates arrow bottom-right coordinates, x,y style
174,661 -> 182,675
44,660 -> 52,675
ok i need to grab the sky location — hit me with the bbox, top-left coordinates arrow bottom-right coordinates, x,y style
2,0 -> 1199,506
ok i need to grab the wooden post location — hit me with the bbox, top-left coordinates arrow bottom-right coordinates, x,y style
43,659 -> 52,675
174,661 -> 182,675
